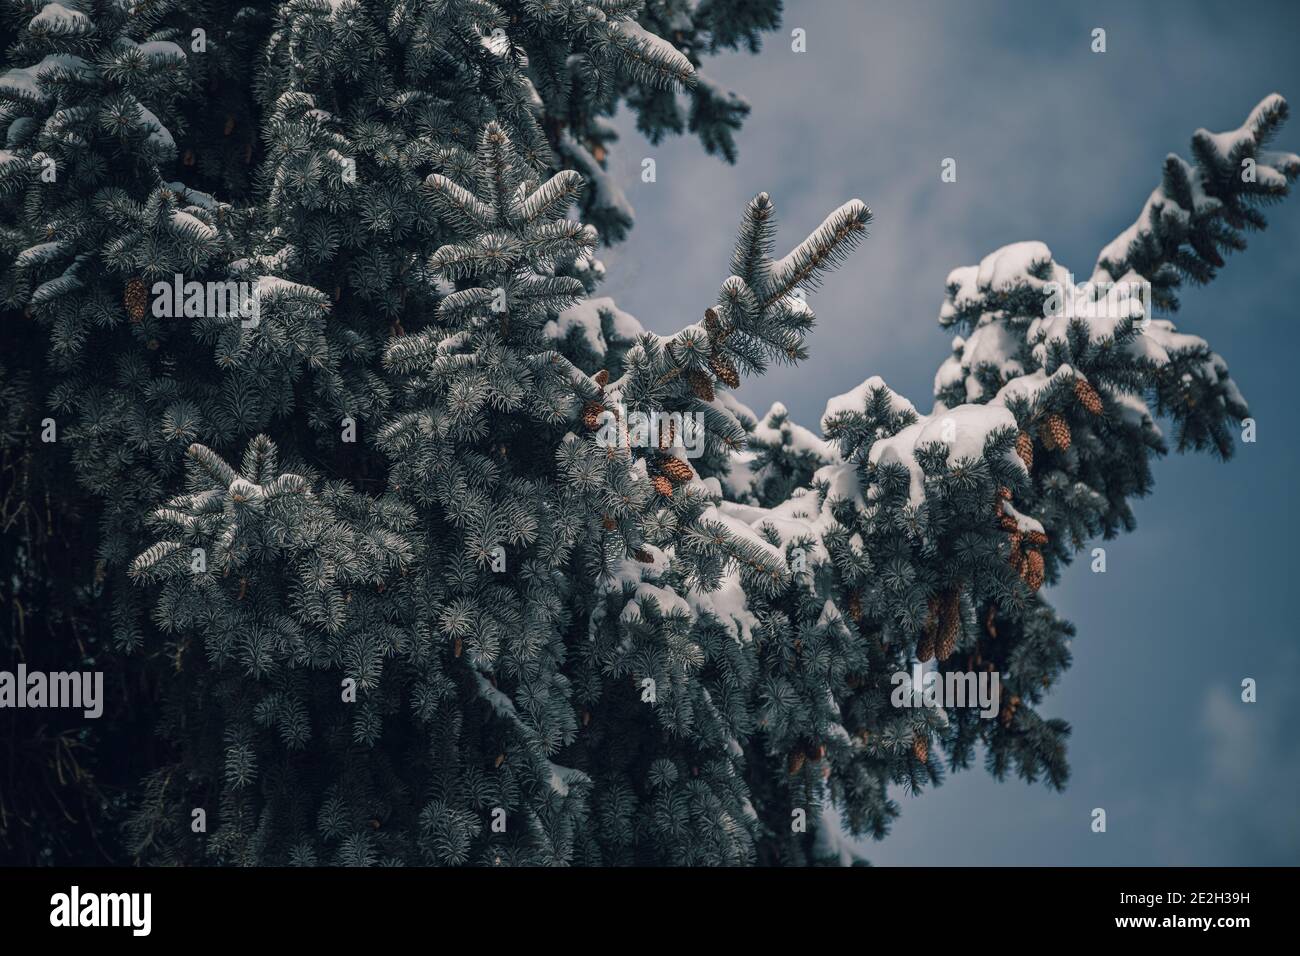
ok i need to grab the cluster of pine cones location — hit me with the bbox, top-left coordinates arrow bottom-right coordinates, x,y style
998,484 -> 1048,591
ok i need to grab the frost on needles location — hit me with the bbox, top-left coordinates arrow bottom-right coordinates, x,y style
0,0 -> 1296,866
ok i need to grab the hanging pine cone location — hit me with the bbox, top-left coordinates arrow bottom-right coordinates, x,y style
651,474 -> 673,498
1040,413 -> 1071,452
601,516 -> 617,531
1016,430 -> 1034,470
686,368 -> 714,402
582,400 -> 605,431
997,485 -> 1012,500
704,306 -> 721,337
1026,530 -> 1048,547
788,751 -> 806,775
1074,378 -> 1103,416
593,368 -> 609,388
1019,549 -> 1045,591
1007,531 -> 1023,568
847,591 -> 863,622
918,598 -> 939,661
999,512 -> 1019,533
659,456 -> 694,483
912,734 -> 929,764
937,588 -> 961,662
657,418 -> 676,451
709,353 -> 740,388
124,277 -> 148,322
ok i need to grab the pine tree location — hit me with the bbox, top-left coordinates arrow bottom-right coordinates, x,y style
1,1 -> 1295,865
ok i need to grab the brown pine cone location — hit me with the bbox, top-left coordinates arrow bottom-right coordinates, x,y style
582,400 -> 605,431
997,485 -> 1012,500
632,548 -> 654,563
124,277 -> 148,322
704,307 -> 721,337
651,475 -> 673,498
1025,530 -> 1048,547
601,516 -> 617,531
1074,378 -> 1103,416
937,589 -> 961,662
593,368 -> 609,388
657,418 -> 676,451
1016,430 -> 1034,470
918,598 -> 939,661
1019,549 -> 1045,591
709,353 -> 740,388
1040,413 -> 1071,452
999,513 -> 1019,533
847,591 -> 863,621
659,456 -> 694,483
687,368 -> 715,402
788,751 -> 806,775
1008,532 -> 1023,568
912,735 -> 929,764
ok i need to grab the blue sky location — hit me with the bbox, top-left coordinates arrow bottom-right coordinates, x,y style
604,0 -> 1300,864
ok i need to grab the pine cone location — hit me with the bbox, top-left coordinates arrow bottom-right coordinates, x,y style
999,513 -> 1019,533
657,418 -> 675,451
1026,530 -> 1048,547
912,735 -> 929,764
651,475 -> 673,498
632,548 -> 654,563
1074,378 -> 1103,416
997,485 -> 1012,500
687,369 -> 714,402
937,589 -> 961,662
788,751 -> 806,775
1016,430 -> 1034,470
601,516 -> 617,531
1040,414 -> 1071,452
847,591 -> 863,621
582,400 -> 605,431
659,456 -> 694,483
709,353 -> 740,389
918,597 -> 939,661
1007,532 -> 1023,568
1019,549 -> 1045,591
704,306 -> 721,337
593,368 -> 609,388
124,277 -> 148,322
